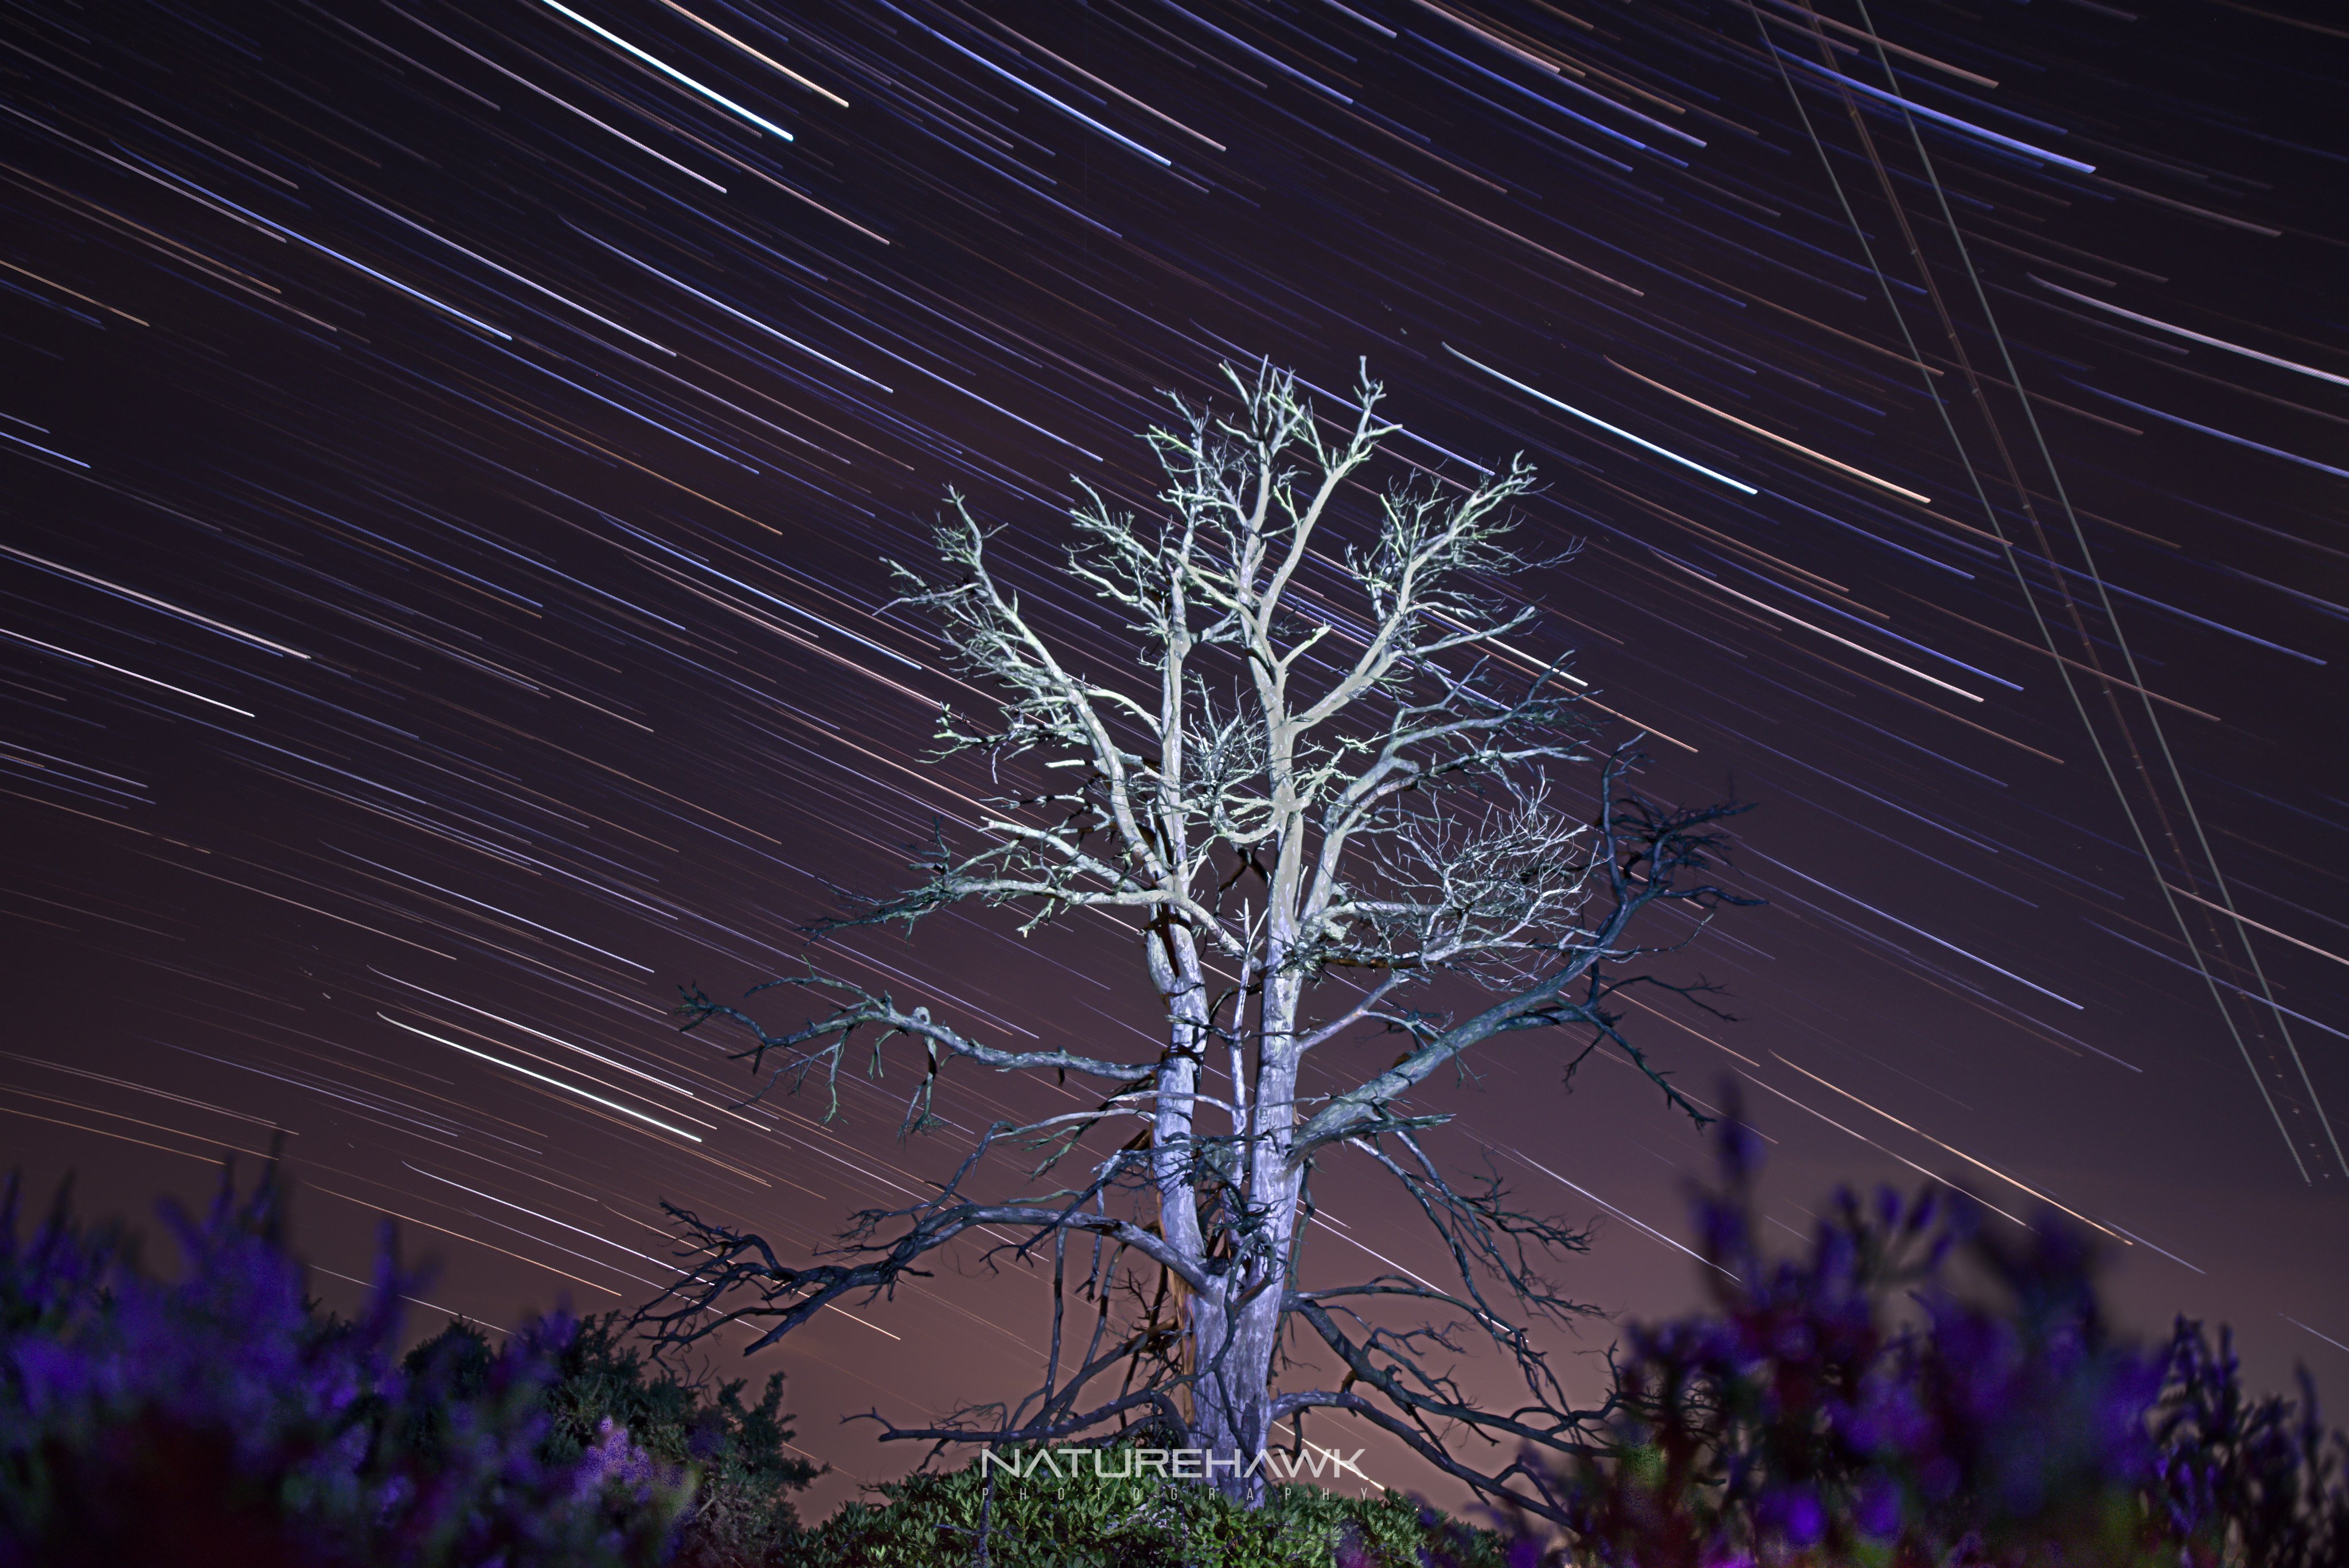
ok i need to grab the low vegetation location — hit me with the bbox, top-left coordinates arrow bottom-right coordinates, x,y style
1,1133 -> 2340,1565
789,1456 -> 1500,1568
1534,1106 -> 2349,1567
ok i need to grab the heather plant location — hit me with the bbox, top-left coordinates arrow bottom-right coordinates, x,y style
1535,1104 -> 2349,1567
405,1315 -> 817,1566
0,1164 -> 690,1567
2151,1321 -> 2349,1568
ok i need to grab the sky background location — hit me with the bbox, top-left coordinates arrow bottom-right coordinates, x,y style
2,0 -> 2343,1514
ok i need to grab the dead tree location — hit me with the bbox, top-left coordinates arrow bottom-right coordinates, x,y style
638,362 -> 1752,1521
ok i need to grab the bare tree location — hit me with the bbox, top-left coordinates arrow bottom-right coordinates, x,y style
639,362 -> 1750,1522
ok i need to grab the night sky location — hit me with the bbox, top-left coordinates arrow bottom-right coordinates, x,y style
2,0 -> 2343,1511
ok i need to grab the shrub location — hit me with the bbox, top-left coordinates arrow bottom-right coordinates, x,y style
0,1164 -> 699,1567
405,1315 -> 816,1566
786,1443 -> 1507,1568
1537,1105 -> 2349,1567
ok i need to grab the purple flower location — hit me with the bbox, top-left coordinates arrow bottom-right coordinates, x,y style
1852,1477 -> 1902,1539
0,1165 -> 688,1567
1532,1097 -> 2349,1568
1757,1485 -> 1824,1547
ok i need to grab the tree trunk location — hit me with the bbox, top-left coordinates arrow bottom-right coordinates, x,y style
1185,959 -> 1305,1504
1188,1280 -> 1283,1503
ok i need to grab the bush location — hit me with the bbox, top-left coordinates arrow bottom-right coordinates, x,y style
404,1316 -> 816,1566
786,1444 -> 1507,1568
1537,1105 -> 2349,1567
0,1163 -> 808,1567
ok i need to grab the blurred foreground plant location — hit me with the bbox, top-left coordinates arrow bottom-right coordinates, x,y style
1535,1104 -> 2348,1567
0,1163 -> 754,1567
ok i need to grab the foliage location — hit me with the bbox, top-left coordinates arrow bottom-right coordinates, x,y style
11,1149 -> 2340,1567
2150,1323 -> 2349,1568
406,1315 -> 818,1566
786,1443 -> 1508,1568
0,1164 -> 808,1568
1533,1105 -> 2349,1567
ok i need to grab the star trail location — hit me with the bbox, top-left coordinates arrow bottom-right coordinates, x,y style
1,0 -> 2342,1507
